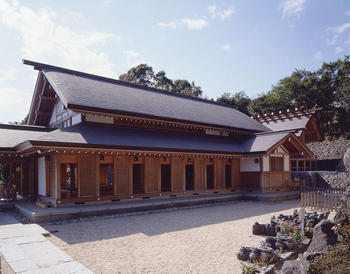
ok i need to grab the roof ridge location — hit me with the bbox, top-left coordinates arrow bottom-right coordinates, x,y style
23,59 -> 241,111
0,123 -> 53,132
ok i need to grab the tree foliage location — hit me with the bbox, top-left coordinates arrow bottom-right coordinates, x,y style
120,57 -> 350,139
247,56 -> 350,139
216,91 -> 251,116
119,64 -> 202,97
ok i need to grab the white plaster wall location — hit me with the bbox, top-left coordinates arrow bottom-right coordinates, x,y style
38,157 -> 46,196
86,114 -> 114,124
284,155 -> 290,171
240,157 -> 260,172
72,113 -> 82,125
263,156 -> 270,172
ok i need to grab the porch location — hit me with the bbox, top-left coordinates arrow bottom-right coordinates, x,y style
14,190 -> 300,223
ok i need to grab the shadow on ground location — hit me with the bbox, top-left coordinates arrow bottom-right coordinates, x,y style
42,199 -> 300,244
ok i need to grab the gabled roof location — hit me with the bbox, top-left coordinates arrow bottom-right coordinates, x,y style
24,60 -> 269,133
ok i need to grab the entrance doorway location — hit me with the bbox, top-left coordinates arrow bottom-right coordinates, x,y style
161,164 -> 171,192
99,164 -> 114,196
185,164 -> 194,190
225,165 -> 232,188
60,164 -> 78,199
206,165 -> 214,189
133,164 -> 145,194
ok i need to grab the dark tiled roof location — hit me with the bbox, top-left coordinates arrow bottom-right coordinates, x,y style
307,140 -> 350,160
243,132 -> 290,152
23,60 -> 269,133
21,124 -> 286,154
261,115 -> 310,132
0,124 -> 53,150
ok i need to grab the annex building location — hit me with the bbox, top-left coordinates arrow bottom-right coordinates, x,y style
0,60 -> 318,206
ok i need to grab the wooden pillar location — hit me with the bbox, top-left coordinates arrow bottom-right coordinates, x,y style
115,157 -> 132,196
78,155 -> 97,197
144,157 -> 161,193
215,159 -> 225,189
296,159 -> 299,171
171,158 -> 185,192
194,158 -> 206,191
45,159 -> 50,197
231,159 -> 240,189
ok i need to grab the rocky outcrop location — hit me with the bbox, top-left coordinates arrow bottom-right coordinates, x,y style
279,220 -> 337,274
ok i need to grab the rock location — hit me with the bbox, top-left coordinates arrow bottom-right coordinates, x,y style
344,149 -> 350,172
306,219 -> 337,254
279,258 -> 305,274
334,195 -> 350,224
252,222 -> 266,235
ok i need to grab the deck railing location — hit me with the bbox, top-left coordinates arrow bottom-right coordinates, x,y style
301,187 -> 346,211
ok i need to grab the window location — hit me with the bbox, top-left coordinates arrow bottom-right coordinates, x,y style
270,156 -> 284,171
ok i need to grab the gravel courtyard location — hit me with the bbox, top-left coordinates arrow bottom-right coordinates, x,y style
44,199 -> 300,274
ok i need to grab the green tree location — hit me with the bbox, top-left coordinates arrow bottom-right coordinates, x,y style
154,71 -> 173,91
119,64 -> 202,97
9,114 -> 28,125
217,91 -> 251,115
248,56 -> 350,139
119,64 -> 155,87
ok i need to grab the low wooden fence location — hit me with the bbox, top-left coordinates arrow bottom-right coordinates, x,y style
301,187 -> 346,211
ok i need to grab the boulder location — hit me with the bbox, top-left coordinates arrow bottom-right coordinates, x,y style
306,219 -> 337,254
279,258 -> 305,274
344,149 -> 350,172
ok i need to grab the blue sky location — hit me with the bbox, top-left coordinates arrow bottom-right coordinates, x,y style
0,0 -> 349,123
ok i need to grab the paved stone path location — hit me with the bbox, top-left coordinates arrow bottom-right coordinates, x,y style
0,213 -> 92,273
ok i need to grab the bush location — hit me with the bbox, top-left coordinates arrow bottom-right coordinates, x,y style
307,243 -> 350,274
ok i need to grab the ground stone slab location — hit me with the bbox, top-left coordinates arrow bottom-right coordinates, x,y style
0,213 -> 92,274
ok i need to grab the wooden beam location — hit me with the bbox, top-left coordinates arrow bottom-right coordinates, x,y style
35,110 -> 51,116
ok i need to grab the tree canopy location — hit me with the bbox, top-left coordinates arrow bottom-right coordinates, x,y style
247,56 -> 350,139
119,56 -> 350,140
119,64 -> 202,97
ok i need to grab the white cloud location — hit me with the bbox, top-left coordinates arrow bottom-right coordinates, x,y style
0,67 -> 16,82
335,46 -> 343,53
157,18 -> 208,31
208,5 -> 235,20
327,23 -> 350,34
0,67 -> 31,122
124,50 -> 145,68
279,0 -> 307,18
157,21 -> 178,29
221,44 -> 231,51
0,0 -> 117,77
181,18 -> 208,30
314,51 -> 322,60
326,35 -> 338,46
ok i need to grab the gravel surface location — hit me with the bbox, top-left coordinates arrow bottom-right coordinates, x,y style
44,199 -> 302,274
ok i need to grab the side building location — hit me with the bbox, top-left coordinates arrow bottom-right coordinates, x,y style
0,60 -> 313,206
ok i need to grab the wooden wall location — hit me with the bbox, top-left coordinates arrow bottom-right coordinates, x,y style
231,159 -> 241,189
240,172 -> 261,191
194,159 -> 206,191
171,158 -> 185,192
115,157 -> 132,195
145,157 -> 161,193
43,152 -> 280,203
79,155 -> 97,197
215,159 -> 225,189
261,171 -> 291,192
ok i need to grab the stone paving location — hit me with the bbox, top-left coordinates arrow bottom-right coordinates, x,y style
0,213 -> 92,273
